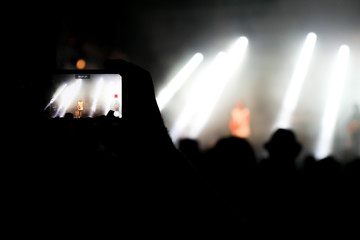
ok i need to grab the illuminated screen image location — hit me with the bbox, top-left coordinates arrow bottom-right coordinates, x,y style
45,72 -> 122,118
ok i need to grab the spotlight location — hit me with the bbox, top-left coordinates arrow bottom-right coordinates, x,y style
315,45 -> 350,160
156,53 -> 204,111
170,36 -> 249,142
54,79 -> 82,117
44,83 -> 67,110
89,78 -> 104,117
170,52 -> 227,142
188,36 -> 249,138
273,32 -> 317,129
103,81 -> 116,115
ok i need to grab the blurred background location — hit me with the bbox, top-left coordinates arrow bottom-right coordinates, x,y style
17,0 -> 360,160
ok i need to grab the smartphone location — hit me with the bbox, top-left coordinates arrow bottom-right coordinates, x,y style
45,70 -> 124,118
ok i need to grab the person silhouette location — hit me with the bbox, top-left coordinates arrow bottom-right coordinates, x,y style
76,99 -> 83,118
12,59 -> 234,235
261,128 -> 302,172
228,101 -> 251,138
257,128 -> 303,230
203,135 -> 258,221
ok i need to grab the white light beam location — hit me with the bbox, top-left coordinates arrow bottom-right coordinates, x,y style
44,83 -> 68,110
188,36 -> 249,138
169,52 -> 227,142
315,45 -> 350,160
156,53 -> 204,111
89,78 -> 104,117
273,32 -> 317,129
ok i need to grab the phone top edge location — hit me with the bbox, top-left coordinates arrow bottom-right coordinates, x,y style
52,69 -> 121,75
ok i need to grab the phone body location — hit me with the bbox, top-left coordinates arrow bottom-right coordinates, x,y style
45,70 -> 125,119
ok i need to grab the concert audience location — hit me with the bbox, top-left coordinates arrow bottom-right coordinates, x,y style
10,59 -> 359,236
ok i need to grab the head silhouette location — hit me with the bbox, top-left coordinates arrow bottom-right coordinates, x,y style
264,128 -> 302,164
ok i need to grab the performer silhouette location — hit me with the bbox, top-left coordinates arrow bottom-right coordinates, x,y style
76,100 -> 84,118
228,101 -> 251,138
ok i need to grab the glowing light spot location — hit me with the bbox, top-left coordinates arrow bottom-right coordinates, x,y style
76,59 -> 86,69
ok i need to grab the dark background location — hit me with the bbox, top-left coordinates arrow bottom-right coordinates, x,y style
14,0 -> 360,157
18,0 -> 360,82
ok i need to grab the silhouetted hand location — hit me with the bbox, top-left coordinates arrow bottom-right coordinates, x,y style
104,59 -> 174,150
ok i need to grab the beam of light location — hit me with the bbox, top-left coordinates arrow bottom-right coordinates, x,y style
273,32 -> 317,129
54,79 -> 82,117
315,45 -> 350,160
103,81 -> 116,115
188,36 -> 249,138
169,52 -> 227,142
89,78 -> 104,118
44,83 -> 68,110
156,53 -> 204,111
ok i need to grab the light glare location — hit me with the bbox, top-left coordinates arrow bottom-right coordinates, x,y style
44,83 -> 67,110
274,32 -> 317,129
188,36 -> 249,138
156,53 -> 204,111
54,79 -> 82,117
170,36 -> 249,142
89,78 -> 104,117
315,45 -> 350,160
170,52 -> 227,142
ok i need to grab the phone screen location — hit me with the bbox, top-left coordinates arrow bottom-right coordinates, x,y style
45,71 -> 122,118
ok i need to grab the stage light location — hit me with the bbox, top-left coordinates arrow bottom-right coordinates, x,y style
273,32 -> 317,129
103,81 -> 115,115
76,59 -> 86,69
156,53 -> 204,111
188,36 -> 249,138
54,79 -> 82,117
169,52 -> 227,142
89,78 -> 104,117
170,36 -> 249,142
315,45 -> 350,160
44,83 -> 67,110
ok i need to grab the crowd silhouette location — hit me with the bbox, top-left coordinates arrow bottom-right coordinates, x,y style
178,128 -> 359,235
12,59 -> 359,236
